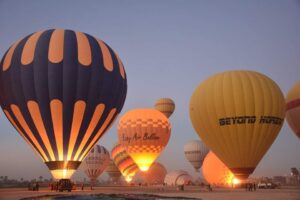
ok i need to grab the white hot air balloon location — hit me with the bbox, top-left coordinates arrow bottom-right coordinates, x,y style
164,170 -> 193,186
184,140 -> 209,172
81,145 -> 110,183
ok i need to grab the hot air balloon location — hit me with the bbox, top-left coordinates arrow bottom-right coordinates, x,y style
286,82 -> 300,138
118,109 -> 171,171
105,160 -> 122,183
0,29 -> 127,180
154,98 -> 175,118
139,162 -> 167,185
111,143 -> 139,183
81,145 -> 110,183
189,70 -> 285,180
164,170 -> 193,186
202,152 -> 235,187
184,140 -> 209,172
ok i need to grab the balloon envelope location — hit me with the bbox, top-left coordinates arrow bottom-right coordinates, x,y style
184,140 -> 209,172
164,170 -> 193,186
0,29 -> 127,179
189,70 -> 285,179
81,145 -> 110,182
286,82 -> 300,138
118,108 -> 171,171
154,98 -> 175,118
202,152 -> 234,187
139,162 -> 167,184
105,160 -> 122,182
111,143 -> 139,182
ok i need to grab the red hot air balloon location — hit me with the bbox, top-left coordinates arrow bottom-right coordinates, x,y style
286,82 -> 300,138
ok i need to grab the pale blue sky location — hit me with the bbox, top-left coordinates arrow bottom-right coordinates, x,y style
0,0 -> 299,181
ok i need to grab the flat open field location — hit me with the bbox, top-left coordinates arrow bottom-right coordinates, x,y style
0,186 -> 299,200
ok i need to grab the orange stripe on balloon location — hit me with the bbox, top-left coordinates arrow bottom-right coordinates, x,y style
3,109 -> 46,161
114,51 -> 125,79
3,39 -> 21,71
67,100 -> 86,161
79,108 -> 117,161
48,29 -> 64,63
96,39 -> 113,71
104,113 -> 118,135
73,104 -> 105,160
76,32 -> 91,66
50,99 -> 63,160
21,31 -> 44,65
27,101 -> 56,161
10,104 -> 49,162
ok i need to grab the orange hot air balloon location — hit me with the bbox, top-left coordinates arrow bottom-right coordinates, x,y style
190,70 -> 285,180
118,109 -> 171,172
154,98 -> 175,118
202,152 -> 235,187
111,143 -> 139,182
139,162 -> 167,184
286,82 -> 300,138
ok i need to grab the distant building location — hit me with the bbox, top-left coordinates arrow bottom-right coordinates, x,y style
286,176 -> 299,185
273,176 -> 286,185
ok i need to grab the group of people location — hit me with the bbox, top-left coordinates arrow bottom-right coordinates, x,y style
245,183 -> 256,191
27,182 -> 40,191
49,182 -> 59,191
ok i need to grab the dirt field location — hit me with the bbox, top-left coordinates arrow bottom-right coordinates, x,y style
0,185 -> 299,200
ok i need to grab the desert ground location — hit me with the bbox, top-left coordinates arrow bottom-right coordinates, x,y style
0,185 -> 299,200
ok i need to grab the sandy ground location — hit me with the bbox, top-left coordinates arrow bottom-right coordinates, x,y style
0,186 -> 299,200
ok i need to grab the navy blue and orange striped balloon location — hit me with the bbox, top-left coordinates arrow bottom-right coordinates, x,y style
0,29 -> 127,179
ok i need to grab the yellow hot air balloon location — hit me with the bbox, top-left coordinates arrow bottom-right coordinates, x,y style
286,82 -> 300,138
154,98 -> 175,118
189,70 -> 285,180
118,109 -> 171,172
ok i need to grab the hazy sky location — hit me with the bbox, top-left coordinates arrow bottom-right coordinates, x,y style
0,0 -> 299,181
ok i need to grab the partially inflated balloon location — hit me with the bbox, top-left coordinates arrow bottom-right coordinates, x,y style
202,152 -> 234,187
184,140 -> 209,172
81,145 -> 110,182
105,160 -> 122,182
190,70 -> 285,179
164,170 -> 193,186
111,143 -> 139,182
0,29 -> 127,179
154,98 -> 175,118
139,162 -> 167,184
286,82 -> 300,138
118,109 -> 171,171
